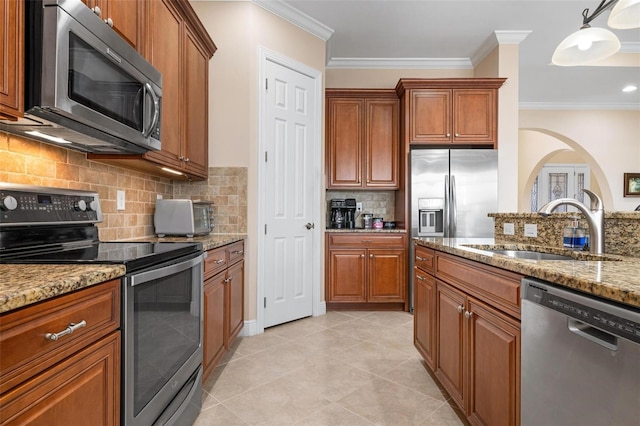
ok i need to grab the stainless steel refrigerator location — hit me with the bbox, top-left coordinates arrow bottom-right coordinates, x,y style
409,149 -> 498,311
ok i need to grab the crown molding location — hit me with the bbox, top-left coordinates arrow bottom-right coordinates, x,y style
471,30 -> 532,66
252,0 -> 334,41
326,57 -> 473,69
519,102 -> 640,111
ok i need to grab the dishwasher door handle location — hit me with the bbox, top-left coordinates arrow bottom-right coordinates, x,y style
568,318 -> 618,351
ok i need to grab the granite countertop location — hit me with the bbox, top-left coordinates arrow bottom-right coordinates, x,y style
0,234 -> 246,315
0,264 -> 126,314
414,237 -> 640,309
132,233 -> 246,251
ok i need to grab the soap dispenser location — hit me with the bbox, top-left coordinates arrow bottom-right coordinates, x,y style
563,219 -> 587,249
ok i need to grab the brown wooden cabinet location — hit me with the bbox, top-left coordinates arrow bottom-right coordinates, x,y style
0,0 -> 24,120
326,90 -> 399,189
81,0 -> 144,51
0,280 -> 121,425
88,0 -> 216,181
203,240 -> 245,382
413,245 -> 436,370
326,233 -> 407,310
396,79 -> 505,147
413,245 -> 522,426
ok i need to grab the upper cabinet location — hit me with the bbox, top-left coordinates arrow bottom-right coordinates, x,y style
81,0 -> 144,52
396,78 -> 506,147
0,0 -> 24,121
326,89 -> 399,189
87,0 -> 216,180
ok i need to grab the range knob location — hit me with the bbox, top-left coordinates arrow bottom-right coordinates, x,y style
88,200 -> 99,212
74,199 -> 87,211
1,195 -> 18,211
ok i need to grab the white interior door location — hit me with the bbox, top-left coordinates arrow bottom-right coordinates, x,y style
535,164 -> 590,212
261,54 -> 319,329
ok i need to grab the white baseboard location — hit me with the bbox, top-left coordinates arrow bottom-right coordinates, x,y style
314,301 -> 326,317
240,319 -> 258,337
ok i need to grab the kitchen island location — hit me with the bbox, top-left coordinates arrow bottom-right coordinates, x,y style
414,237 -> 640,308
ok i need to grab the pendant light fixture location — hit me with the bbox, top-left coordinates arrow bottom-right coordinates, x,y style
608,0 -> 640,29
552,0 -> 622,66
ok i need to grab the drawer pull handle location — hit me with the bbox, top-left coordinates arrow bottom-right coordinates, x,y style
416,256 -> 425,261
361,240 -> 373,243
416,274 -> 426,281
45,320 -> 87,341
231,250 -> 244,255
214,259 -> 225,264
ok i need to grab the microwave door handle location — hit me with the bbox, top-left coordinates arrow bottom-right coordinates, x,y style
143,82 -> 159,138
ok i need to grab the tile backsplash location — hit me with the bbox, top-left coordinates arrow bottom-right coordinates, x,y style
173,167 -> 247,234
0,132 -> 172,240
0,132 -> 248,238
326,190 -> 395,227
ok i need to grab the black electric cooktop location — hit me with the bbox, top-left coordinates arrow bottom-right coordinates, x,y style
0,241 -> 202,272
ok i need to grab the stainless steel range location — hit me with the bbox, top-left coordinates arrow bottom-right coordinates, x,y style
0,183 -> 204,426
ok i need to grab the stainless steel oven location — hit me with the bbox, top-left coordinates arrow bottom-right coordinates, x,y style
123,252 -> 204,426
0,183 -> 204,426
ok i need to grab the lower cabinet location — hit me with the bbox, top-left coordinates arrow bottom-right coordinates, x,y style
413,243 -> 522,426
0,279 -> 121,425
326,233 -> 407,310
203,240 -> 245,382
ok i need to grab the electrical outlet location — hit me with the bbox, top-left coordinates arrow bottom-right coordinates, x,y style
356,202 -> 363,212
503,223 -> 515,235
157,194 -> 163,199
524,223 -> 538,237
117,190 -> 126,211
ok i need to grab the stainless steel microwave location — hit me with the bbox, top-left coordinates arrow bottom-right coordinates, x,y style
0,0 -> 162,154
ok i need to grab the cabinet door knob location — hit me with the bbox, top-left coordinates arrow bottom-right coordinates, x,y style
446,133 -> 451,138
369,254 -> 373,258
184,158 -> 190,163
455,133 -> 459,137
464,311 -> 473,319
91,6 -> 102,16
457,305 -> 464,313
360,254 -> 365,258
104,17 -> 114,27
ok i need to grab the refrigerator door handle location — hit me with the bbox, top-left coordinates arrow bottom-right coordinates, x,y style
450,175 -> 457,237
444,175 -> 450,237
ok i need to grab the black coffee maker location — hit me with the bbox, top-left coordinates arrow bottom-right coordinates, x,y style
330,198 -> 356,228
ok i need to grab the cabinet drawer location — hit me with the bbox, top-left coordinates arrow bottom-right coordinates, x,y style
0,279 -> 120,394
414,244 -> 435,275
204,246 -> 227,278
227,240 -> 245,265
435,253 -> 522,318
328,233 -> 406,248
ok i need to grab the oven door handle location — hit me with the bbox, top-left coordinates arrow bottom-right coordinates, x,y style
129,253 -> 204,286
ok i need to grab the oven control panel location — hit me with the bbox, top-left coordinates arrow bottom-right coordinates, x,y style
0,184 -> 102,226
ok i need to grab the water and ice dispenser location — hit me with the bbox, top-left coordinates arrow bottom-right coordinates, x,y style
418,198 -> 444,236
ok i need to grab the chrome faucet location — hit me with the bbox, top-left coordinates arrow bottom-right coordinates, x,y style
538,189 -> 605,255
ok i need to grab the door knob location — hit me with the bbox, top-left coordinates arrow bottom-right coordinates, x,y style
305,222 -> 314,230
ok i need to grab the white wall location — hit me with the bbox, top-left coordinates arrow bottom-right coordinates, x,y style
519,110 -> 640,212
191,0 -> 326,322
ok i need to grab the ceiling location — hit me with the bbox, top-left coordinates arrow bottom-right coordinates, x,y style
255,0 -> 640,109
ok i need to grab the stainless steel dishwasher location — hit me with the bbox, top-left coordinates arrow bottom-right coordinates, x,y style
521,278 -> 640,426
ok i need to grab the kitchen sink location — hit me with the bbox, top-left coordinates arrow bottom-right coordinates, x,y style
484,249 -> 574,261
462,245 -> 623,261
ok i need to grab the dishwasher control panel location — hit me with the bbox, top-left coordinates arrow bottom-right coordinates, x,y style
524,280 -> 640,344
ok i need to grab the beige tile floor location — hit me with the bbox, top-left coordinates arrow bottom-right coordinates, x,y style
195,311 -> 468,426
